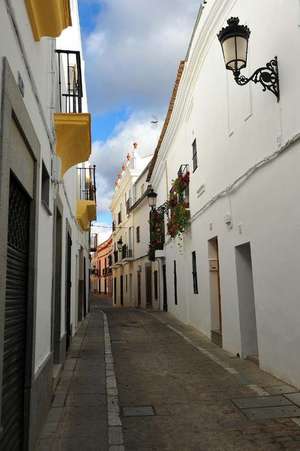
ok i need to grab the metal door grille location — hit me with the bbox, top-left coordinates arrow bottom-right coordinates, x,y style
1,175 -> 30,450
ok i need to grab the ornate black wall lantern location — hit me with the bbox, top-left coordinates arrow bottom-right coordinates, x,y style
146,187 -> 158,210
218,17 -> 280,101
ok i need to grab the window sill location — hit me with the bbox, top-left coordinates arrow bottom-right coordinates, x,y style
41,200 -> 52,216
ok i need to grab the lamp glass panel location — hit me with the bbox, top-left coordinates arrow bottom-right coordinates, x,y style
222,36 -> 236,70
148,196 -> 156,208
236,36 -> 248,69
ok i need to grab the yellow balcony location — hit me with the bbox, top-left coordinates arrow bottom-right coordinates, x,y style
54,113 -> 91,176
25,0 -> 71,41
77,200 -> 96,231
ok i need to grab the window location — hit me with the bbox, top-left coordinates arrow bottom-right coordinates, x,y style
41,161 -> 50,207
192,139 -> 198,172
125,274 -> 128,292
136,226 -> 140,243
174,260 -> 178,305
118,210 -> 122,224
154,270 -> 158,300
192,251 -> 198,294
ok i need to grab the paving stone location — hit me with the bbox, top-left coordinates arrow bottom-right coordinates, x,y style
47,407 -> 64,423
39,421 -> 61,438
52,393 -> 67,407
264,384 -> 297,394
108,426 -> 124,445
66,393 -> 106,407
59,437 -> 108,450
36,438 -> 58,451
242,405 -> 300,420
233,395 -> 292,409
284,393 -> 300,406
122,406 -> 155,417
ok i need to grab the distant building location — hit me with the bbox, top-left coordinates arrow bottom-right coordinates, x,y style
91,235 -> 113,296
111,145 -> 154,307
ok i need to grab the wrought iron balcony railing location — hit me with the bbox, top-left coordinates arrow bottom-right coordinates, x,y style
56,50 -> 83,113
102,267 -> 113,276
122,245 -> 133,260
78,166 -> 96,202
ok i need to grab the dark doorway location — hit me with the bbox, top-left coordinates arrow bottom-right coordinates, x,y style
146,265 -> 152,308
162,264 -> 168,312
174,261 -> 178,305
53,208 -> 62,363
120,275 -> 124,306
0,174 -> 30,450
137,272 -> 141,306
208,237 -> 222,347
236,242 -> 259,363
83,257 -> 87,317
65,231 -> 72,351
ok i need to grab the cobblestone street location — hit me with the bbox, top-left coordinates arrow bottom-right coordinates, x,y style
37,296 -> 300,451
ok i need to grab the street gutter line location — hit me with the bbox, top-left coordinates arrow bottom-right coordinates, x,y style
103,312 -> 125,451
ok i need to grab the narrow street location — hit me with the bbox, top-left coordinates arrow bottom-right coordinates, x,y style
37,296 -> 300,451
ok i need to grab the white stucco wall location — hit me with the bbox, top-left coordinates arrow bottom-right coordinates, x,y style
150,0 -> 300,387
0,0 -> 90,373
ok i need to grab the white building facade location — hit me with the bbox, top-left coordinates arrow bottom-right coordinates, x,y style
148,0 -> 300,389
111,148 -> 157,309
0,1 -> 95,449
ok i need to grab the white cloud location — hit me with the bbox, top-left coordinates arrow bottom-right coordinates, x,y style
81,0 -> 201,222
91,112 -> 162,215
91,222 -> 112,245
84,0 -> 200,114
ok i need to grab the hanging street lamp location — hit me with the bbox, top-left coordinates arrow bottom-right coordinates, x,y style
146,187 -> 158,210
218,17 -> 280,101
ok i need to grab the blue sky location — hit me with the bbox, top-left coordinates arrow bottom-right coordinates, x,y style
78,0 -> 200,241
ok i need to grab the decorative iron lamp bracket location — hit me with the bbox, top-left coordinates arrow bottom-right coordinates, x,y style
156,201 -> 169,217
234,57 -> 280,101
218,17 -> 280,102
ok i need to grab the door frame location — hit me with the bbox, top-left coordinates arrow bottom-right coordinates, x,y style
145,264 -> 152,308
65,222 -> 72,352
52,198 -> 64,364
0,59 -> 41,450
162,263 -> 168,312
208,236 -> 223,347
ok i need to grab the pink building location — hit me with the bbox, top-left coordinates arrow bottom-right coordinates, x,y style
91,236 -> 113,296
